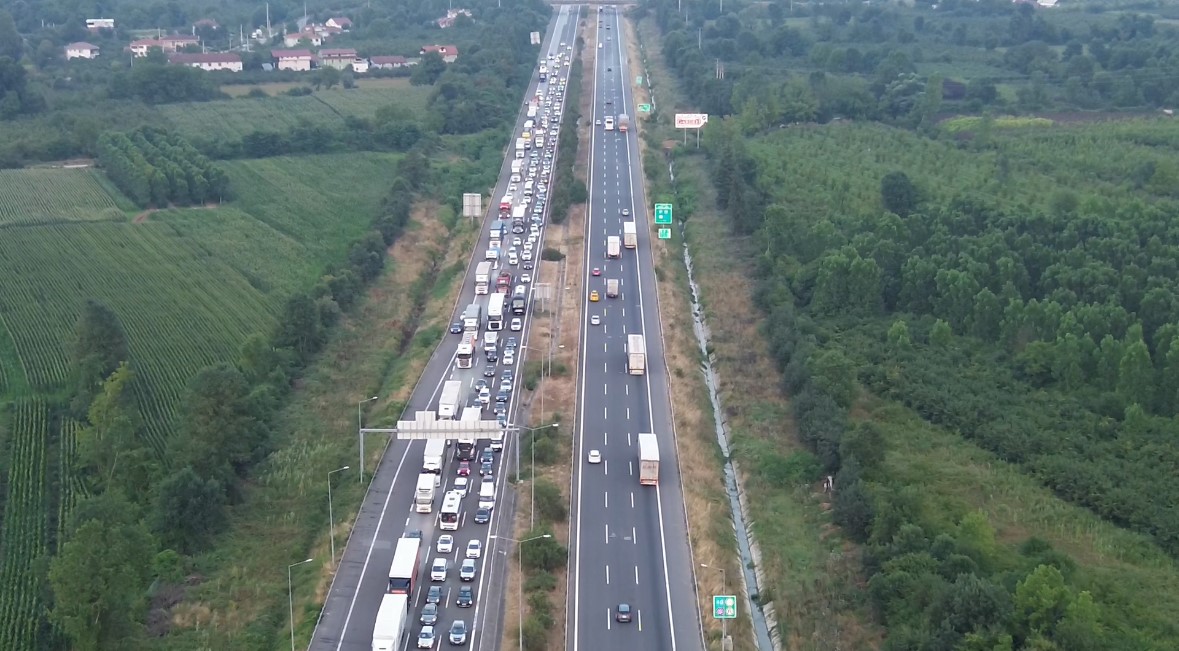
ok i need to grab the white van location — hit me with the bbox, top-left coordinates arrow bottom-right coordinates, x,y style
478,479 -> 496,510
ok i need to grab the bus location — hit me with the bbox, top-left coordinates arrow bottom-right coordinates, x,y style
439,491 -> 462,531
387,536 -> 422,594
456,333 -> 477,369
626,334 -> 646,375
487,293 -> 506,331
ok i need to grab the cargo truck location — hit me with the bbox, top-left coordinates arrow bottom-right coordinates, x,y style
499,195 -> 513,212
617,114 -> 630,132
623,221 -> 637,249
511,159 -> 523,175
475,261 -> 492,295
607,236 -> 621,259
606,278 -> 619,298
437,381 -> 463,421
515,137 -> 526,152
462,303 -> 482,332
423,437 -> 446,473
512,204 -> 527,221
638,433 -> 659,485
626,334 -> 646,375
414,472 -> 437,513
371,593 -> 409,651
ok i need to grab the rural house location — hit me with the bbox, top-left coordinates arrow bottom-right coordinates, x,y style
436,9 -> 472,28
271,49 -> 315,71
129,35 -> 199,56
85,18 -> 114,31
318,48 -> 365,71
65,42 -> 100,60
420,44 -> 459,63
283,28 -> 323,48
169,52 -> 243,72
326,16 -> 353,30
369,55 -> 409,69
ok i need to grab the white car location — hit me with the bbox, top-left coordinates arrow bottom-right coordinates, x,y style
418,626 -> 436,649
453,477 -> 469,497
522,250 -> 533,262
503,349 -> 515,365
431,557 -> 448,581
521,273 -> 532,283
591,315 -> 600,326
510,318 -> 523,331
437,534 -> 454,554
460,558 -> 478,581
588,450 -> 601,464
466,540 -> 482,559
513,237 -> 522,246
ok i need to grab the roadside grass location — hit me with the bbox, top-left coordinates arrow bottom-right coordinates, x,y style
862,395 -> 1179,639
634,15 -> 883,650
219,77 -> 415,97
156,201 -> 471,650
624,15 -> 743,651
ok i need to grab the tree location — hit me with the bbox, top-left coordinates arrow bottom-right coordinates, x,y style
1013,564 -> 1071,640
69,299 -> 130,416
881,171 -> 918,217
930,319 -> 953,348
76,363 -> 155,499
411,51 -> 447,85
170,363 -> 267,478
808,348 -> 858,409
840,422 -> 886,472
274,292 -> 327,360
1117,336 -> 1153,406
151,466 -> 227,554
0,11 -> 21,60
49,493 -> 155,651
887,319 -> 912,350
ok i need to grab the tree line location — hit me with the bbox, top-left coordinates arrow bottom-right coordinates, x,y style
548,58 -> 587,224
694,117 -> 1179,648
96,127 -> 230,207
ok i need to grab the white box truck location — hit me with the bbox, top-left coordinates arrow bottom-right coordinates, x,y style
372,593 -> 408,651
638,433 -> 659,485
475,261 -> 492,295
437,380 -> 463,420
414,472 -> 437,513
623,221 -> 637,249
423,438 -> 446,473
626,334 -> 646,376
607,236 -> 621,259
606,278 -> 619,298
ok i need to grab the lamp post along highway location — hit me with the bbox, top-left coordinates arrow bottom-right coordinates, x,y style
327,465 -> 350,562
492,534 -> 552,651
508,422 -> 559,527
357,396 -> 378,482
288,558 -> 314,651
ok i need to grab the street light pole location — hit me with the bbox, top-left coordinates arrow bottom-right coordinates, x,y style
492,534 -> 552,651
357,396 -> 378,482
288,558 -> 314,651
327,465 -> 350,562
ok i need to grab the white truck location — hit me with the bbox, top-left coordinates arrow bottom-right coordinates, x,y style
515,137 -> 526,152
623,221 -> 637,249
512,204 -> 527,221
462,303 -> 482,332
511,159 -> 523,175
371,593 -> 409,651
414,472 -> 437,513
606,278 -> 619,298
437,381 -> 463,421
423,438 -> 447,473
475,261 -> 492,295
626,334 -> 646,376
607,236 -> 621,259
638,433 -> 659,486
483,330 -> 499,353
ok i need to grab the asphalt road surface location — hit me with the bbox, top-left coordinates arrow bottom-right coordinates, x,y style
308,8 -> 581,651
565,7 -> 705,651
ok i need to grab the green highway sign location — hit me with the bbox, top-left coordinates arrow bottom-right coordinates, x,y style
638,103 -> 652,113
658,227 -> 672,240
713,595 -> 737,620
636,75 -> 643,84
654,203 -> 673,225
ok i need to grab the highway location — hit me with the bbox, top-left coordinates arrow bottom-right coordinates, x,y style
308,8 -> 581,651
566,7 -> 705,651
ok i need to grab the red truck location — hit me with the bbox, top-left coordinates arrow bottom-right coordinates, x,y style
496,272 -> 512,293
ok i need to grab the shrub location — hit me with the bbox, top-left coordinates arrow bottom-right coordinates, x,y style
541,247 -> 565,261
533,479 -> 567,523
524,570 -> 556,593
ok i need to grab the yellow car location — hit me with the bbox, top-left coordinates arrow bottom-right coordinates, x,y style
589,290 -> 600,302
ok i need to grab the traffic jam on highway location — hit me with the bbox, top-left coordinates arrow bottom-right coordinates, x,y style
370,39 -> 577,651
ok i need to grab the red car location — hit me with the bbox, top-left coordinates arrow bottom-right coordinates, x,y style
592,267 -> 601,276
457,461 -> 471,477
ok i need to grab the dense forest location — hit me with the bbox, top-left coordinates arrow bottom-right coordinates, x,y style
645,0 -> 1179,647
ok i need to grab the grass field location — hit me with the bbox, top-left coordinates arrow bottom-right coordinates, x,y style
0,152 -> 401,650
158,84 -> 431,143
0,168 -> 130,226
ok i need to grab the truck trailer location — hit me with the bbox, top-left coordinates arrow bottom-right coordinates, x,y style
371,593 -> 409,651
623,221 -> 637,249
437,381 -> 463,421
626,334 -> 646,375
462,303 -> 482,332
638,433 -> 659,485
475,261 -> 492,295
606,278 -> 619,298
414,472 -> 437,513
423,438 -> 447,473
606,236 -> 621,259
617,114 -> 630,132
